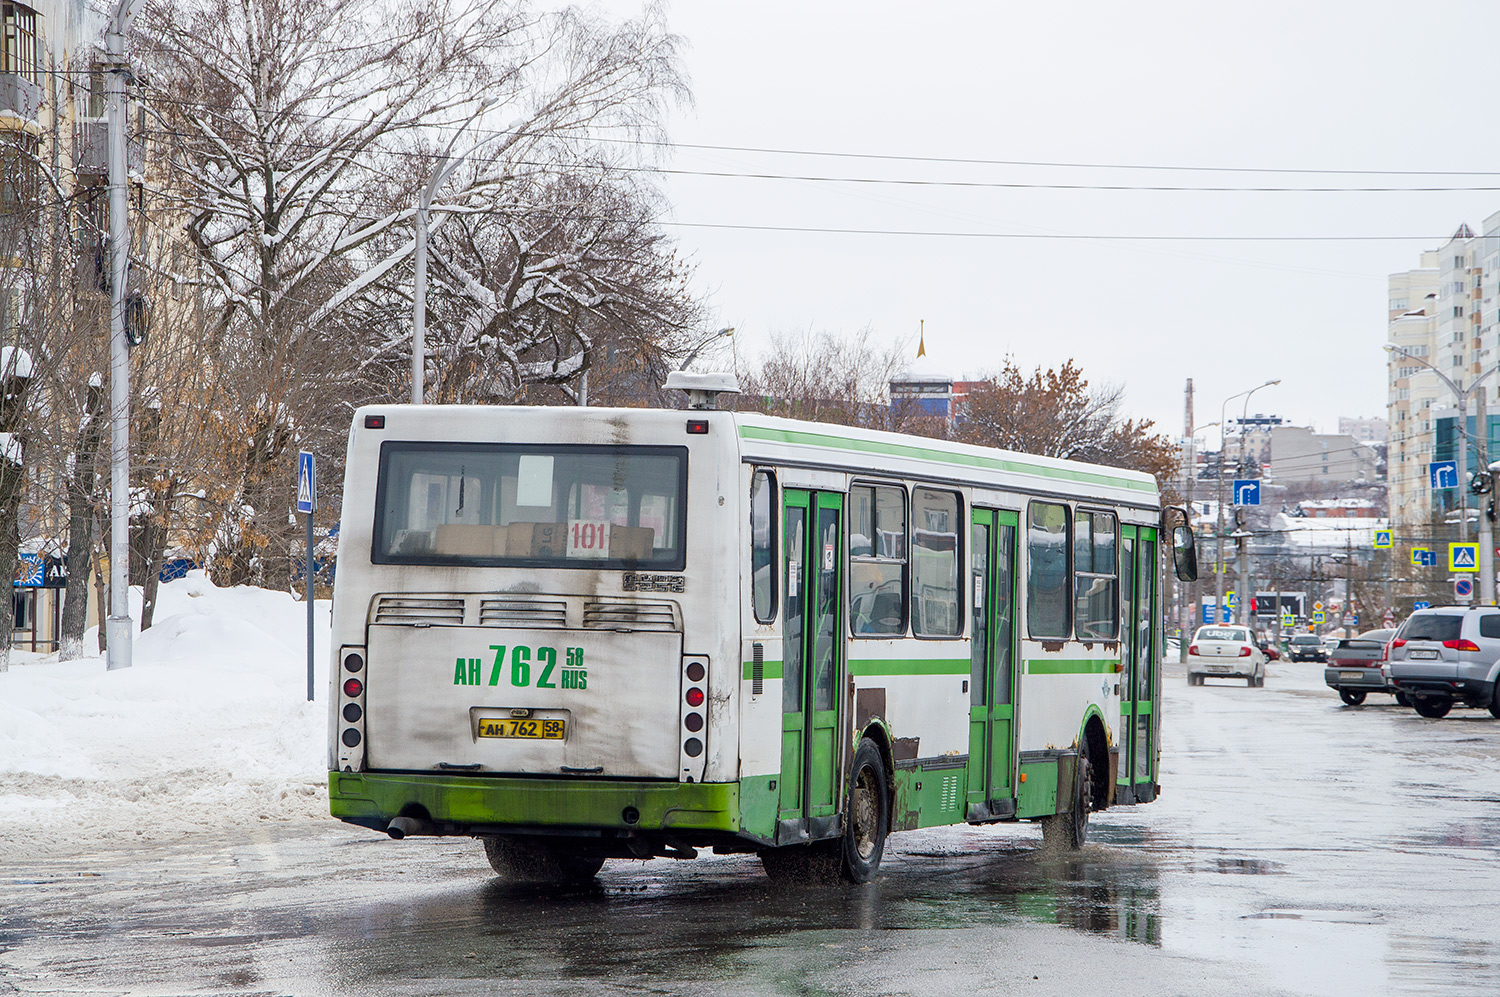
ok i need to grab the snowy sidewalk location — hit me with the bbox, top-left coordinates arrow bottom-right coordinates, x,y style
0,572 -> 332,859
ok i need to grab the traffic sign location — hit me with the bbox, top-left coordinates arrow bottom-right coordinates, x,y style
1413,600 -> 1432,611
1449,543 -> 1479,572
1373,530 -> 1392,549
1411,546 -> 1432,566
1225,591 -> 1238,609
1313,610 -> 1325,623
297,451 -> 316,515
1431,460 -> 1459,489
1455,577 -> 1474,601
1313,601 -> 1324,612
1233,479 -> 1261,506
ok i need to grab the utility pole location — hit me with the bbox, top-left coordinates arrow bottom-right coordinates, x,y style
1477,385 -> 1494,605
104,0 -> 144,671
1182,378 -> 1194,659
1345,534 -> 1354,635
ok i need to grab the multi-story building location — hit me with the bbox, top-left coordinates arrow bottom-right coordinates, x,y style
1388,247 -> 1444,531
1338,416 -> 1387,443
1270,425 -> 1380,484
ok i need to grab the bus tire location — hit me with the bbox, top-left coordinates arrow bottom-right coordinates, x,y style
840,738 -> 889,883
1041,751 -> 1092,851
481,835 -> 604,885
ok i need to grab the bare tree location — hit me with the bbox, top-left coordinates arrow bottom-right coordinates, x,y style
735,327 -> 925,430
137,0 -> 694,585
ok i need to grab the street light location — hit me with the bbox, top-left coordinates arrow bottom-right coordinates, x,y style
1215,379 -> 1280,629
411,98 -> 498,405
677,327 -> 735,371
1386,343 -> 1500,603
1179,419 -> 1219,660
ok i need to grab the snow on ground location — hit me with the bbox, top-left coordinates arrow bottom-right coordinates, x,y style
0,571 -> 331,859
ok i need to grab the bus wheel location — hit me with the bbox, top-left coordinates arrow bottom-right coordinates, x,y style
1041,751 -> 1092,851
1339,689 -> 1367,706
481,835 -> 604,885
840,738 -> 889,883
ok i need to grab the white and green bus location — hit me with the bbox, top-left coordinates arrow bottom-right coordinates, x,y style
327,376 -> 1197,883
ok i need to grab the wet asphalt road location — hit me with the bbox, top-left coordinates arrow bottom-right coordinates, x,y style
2,660 -> 1498,997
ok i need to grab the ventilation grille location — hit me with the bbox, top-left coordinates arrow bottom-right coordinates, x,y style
752,642 -> 765,695
372,596 -> 465,627
583,599 -> 678,631
478,598 -> 567,628
941,774 -> 960,813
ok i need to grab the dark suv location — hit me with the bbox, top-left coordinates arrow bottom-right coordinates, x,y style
1286,634 -> 1327,662
1386,607 -> 1500,719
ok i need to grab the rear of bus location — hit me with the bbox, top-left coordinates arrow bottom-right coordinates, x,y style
327,404 -> 744,865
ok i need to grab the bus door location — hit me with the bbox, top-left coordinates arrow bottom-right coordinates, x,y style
777,489 -> 846,841
966,508 -> 1019,818
1119,526 -> 1159,803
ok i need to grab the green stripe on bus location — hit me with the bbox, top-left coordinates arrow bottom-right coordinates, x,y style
737,424 -> 1155,493
849,658 -> 969,677
741,659 -> 784,681
1025,659 -> 1119,675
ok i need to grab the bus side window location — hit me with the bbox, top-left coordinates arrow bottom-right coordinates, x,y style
912,487 -> 961,637
1074,510 -> 1119,640
849,484 -> 907,636
1026,501 -> 1071,639
751,470 -> 777,623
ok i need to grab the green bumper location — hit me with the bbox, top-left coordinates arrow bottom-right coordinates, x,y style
329,771 -> 740,833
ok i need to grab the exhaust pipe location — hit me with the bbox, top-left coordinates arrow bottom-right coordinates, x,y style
386,816 -> 432,839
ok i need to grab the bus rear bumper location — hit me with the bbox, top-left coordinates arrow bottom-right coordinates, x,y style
329,771 -> 740,838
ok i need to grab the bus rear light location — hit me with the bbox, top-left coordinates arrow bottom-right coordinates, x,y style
343,652 -> 364,673
683,737 -> 703,757
685,661 -> 706,682
363,414 -> 385,429
342,703 -> 363,723
686,419 -> 708,435
685,687 -> 704,707
343,677 -> 364,698
684,712 -> 703,732
342,728 -> 362,747
1443,639 -> 1481,651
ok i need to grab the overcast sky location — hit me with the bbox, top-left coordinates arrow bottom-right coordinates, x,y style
579,1 -> 1500,447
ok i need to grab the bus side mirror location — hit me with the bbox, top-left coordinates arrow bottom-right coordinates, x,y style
1163,507 -> 1198,581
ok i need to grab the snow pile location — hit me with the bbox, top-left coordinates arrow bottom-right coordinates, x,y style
0,571 -> 331,858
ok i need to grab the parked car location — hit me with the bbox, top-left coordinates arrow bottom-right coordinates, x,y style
1187,625 -> 1267,687
1323,628 -> 1396,706
1286,634 -> 1327,662
1257,639 -> 1281,662
1386,607 -> 1500,719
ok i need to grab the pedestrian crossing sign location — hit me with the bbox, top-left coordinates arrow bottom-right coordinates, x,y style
1449,543 -> 1479,572
1374,530 -> 1392,549
1411,546 -> 1431,566
1313,610 -> 1325,623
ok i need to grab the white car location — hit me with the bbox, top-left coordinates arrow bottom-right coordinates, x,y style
1187,625 -> 1267,687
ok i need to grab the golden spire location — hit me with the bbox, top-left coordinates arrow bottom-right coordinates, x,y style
917,319 -> 926,358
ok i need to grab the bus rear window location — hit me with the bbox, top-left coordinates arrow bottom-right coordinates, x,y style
373,443 -> 687,569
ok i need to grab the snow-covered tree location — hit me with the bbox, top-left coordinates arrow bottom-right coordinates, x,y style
137,0 -> 696,585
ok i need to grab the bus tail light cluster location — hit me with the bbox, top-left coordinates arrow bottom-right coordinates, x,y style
337,645 -> 367,772
680,655 -> 709,783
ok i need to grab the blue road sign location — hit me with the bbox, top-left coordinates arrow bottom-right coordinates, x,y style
1430,460 -> 1459,489
1456,578 -> 1474,600
1374,530 -> 1392,549
297,451 -> 316,515
1232,479 -> 1261,506
1450,543 -> 1479,572
1413,600 -> 1431,610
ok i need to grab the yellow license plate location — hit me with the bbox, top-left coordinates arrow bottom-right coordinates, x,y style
477,717 -> 566,740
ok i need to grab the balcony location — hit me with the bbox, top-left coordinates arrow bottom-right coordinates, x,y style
72,119 -> 144,178
0,73 -> 41,121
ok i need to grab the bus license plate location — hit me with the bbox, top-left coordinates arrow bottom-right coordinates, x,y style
478,718 -> 566,740
1409,650 -> 1439,660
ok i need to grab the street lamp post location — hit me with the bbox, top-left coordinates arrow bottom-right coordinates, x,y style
1180,419 -> 1219,660
1387,344 -> 1500,604
1214,380 -> 1280,632
411,99 -> 497,405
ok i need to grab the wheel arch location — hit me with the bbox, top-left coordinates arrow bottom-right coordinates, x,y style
856,720 -> 896,815
1078,708 -> 1111,812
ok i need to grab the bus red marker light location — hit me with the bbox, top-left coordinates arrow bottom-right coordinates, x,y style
686,687 -> 704,707
343,652 -> 364,673
364,415 -> 385,429
684,712 -> 703,732
686,661 -> 706,682
343,677 -> 363,698
343,703 -> 363,723
686,419 -> 708,435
